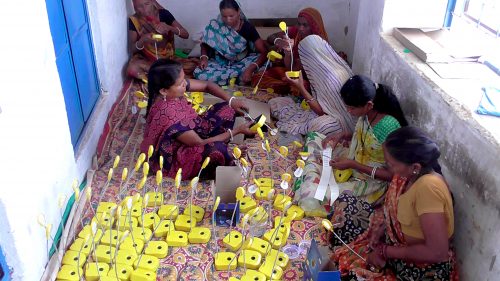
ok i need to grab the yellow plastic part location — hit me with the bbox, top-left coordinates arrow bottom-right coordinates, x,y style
108,263 -> 133,280
268,248 -> 290,268
241,269 -> 267,281
151,34 -> 163,41
69,238 -> 93,255
130,268 -> 156,281
62,250 -> 87,267
157,204 -> 179,219
131,227 -> 153,242
263,229 -> 286,249
301,99 -> 311,111
233,91 -> 243,97
250,115 -> 266,132
78,225 -> 104,243
133,254 -> 160,272
166,230 -> 188,247
116,249 -> 138,266
95,245 -> 116,263
237,250 -> 262,270
174,214 -> 196,232
120,237 -> 145,253
239,196 -> 257,213
84,262 -> 110,281
285,71 -> 300,78
183,204 -> 205,222
255,186 -> 273,200
144,192 -> 163,207
134,91 -> 146,99
117,216 -> 138,231
274,217 -> 291,230
137,101 -> 148,109
144,240 -> 169,258
188,227 -> 211,244
154,220 -> 174,238
286,205 -> 305,221
129,203 -> 143,218
334,168 -> 353,183
273,194 -> 292,211
96,202 -> 118,214
139,212 -> 161,230
57,264 -> 81,281
190,92 -> 204,104
267,50 -> 283,61
256,177 -> 274,188
91,213 -> 115,229
222,230 -> 243,251
101,229 -> 124,246
244,237 -> 270,255
258,260 -> 284,280
214,252 -> 237,271
121,196 -> 143,208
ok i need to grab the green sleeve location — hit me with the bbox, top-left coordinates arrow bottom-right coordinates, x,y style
373,115 -> 401,143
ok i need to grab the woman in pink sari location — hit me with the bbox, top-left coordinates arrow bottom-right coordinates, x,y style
140,59 -> 254,179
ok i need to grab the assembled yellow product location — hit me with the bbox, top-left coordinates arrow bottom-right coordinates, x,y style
56,264 -> 81,281
78,225 -> 104,242
157,205 -> 179,219
130,268 -> 156,281
144,240 -> 169,258
286,205 -> 305,221
267,248 -> 290,268
91,213 -> 115,229
69,238 -> 93,255
108,263 -> 133,280
174,214 -> 196,232
101,229 -> 124,246
244,237 -> 270,255
116,249 -> 138,266
258,260 -> 283,280
239,196 -> 257,213
214,252 -> 237,271
84,263 -> 110,281
263,229 -> 286,249
222,230 -> 243,251
334,169 -> 353,183
241,269 -> 266,281
183,204 -> 205,222
273,194 -> 292,211
95,245 -> 116,263
154,220 -> 174,238
237,250 -> 262,270
61,250 -> 86,267
117,216 -> 138,231
139,212 -> 161,230
188,227 -> 211,244
145,192 -> 163,207
120,237 -> 144,253
166,230 -> 188,247
133,254 -> 160,272
131,227 -> 153,242
96,202 -> 118,214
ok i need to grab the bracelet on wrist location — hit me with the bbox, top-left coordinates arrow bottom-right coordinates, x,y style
228,96 -> 235,108
200,55 -> 209,60
227,129 -> 234,142
135,41 -> 144,50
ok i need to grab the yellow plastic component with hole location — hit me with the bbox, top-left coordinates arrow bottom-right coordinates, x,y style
285,71 -> 300,78
267,50 -> 283,61
190,92 -> 204,104
174,214 -> 196,232
286,205 -> 305,221
84,262 -> 110,281
145,192 -> 163,207
335,168 -> 353,183
256,177 -> 274,188
101,229 -> 124,246
255,186 -> 273,200
78,225 -> 104,243
96,202 -> 118,214
151,34 -> 163,41
214,252 -> 237,271
183,204 -> 205,222
166,230 -> 188,247
139,212 -> 161,230
237,250 -> 262,270
144,240 -> 169,258
121,196 -> 143,208
222,230 -> 243,251
127,203 -> 143,218
274,217 -> 291,230
108,263 -> 133,280
95,245 -> 116,263
154,220 -> 174,238
258,260 -> 284,280
244,237 -> 270,255
91,213 -> 115,229
248,206 -> 268,224
116,249 -> 138,266
69,238 -> 93,255
120,237 -> 144,253
157,205 -> 179,219
188,227 -> 211,244
61,250 -> 87,267
263,228 -> 286,249
233,91 -> 243,97
117,216 -> 138,231
131,227 -> 153,242
273,194 -> 292,211
130,268 -> 156,281
133,254 -> 160,272
268,248 -> 290,268
301,99 -> 311,111
241,269 -> 267,281
57,264 -> 81,281
250,115 -> 266,132
239,196 -> 257,213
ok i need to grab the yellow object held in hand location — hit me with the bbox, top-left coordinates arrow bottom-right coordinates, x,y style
152,34 -> 163,41
334,169 -> 353,183
267,50 -> 283,62
301,99 -> 310,111
137,101 -> 148,109
134,91 -> 146,99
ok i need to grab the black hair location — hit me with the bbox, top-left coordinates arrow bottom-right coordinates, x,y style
340,75 -> 408,126
385,126 -> 442,175
146,59 -> 182,116
219,0 -> 240,11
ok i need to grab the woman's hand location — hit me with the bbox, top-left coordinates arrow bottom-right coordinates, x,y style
241,67 -> 253,84
275,38 -> 294,52
330,158 -> 357,170
369,225 -> 386,250
229,98 -> 248,113
322,132 -> 351,149
367,250 -> 386,270
139,32 -> 156,45
284,71 -> 304,90
235,121 -> 255,136
154,22 -> 173,35
199,56 -> 208,70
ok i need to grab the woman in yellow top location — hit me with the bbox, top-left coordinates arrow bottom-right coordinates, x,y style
328,126 -> 457,280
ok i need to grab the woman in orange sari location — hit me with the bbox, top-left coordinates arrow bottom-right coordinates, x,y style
126,0 -> 196,81
250,7 -> 329,95
328,127 -> 458,280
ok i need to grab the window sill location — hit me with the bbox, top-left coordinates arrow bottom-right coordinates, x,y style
381,34 -> 500,146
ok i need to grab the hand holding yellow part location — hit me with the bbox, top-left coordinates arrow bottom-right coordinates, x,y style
137,100 -> 148,109
267,50 -> 283,62
279,21 -> 287,32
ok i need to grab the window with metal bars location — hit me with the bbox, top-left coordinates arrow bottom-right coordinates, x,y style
451,0 -> 500,37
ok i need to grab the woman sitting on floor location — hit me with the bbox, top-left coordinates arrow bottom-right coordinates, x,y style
269,35 -> 354,137
140,59 -> 254,180
126,0 -> 196,81
295,75 -> 407,215
251,7 -> 330,96
329,126 -> 457,280
194,0 -> 268,86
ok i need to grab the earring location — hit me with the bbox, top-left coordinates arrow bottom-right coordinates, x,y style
162,95 -> 166,101
412,170 -> 418,175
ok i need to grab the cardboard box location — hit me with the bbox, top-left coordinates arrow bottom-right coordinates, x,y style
302,240 -> 340,281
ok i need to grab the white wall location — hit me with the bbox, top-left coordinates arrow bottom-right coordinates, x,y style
157,0 -> 359,62
0,0 -> 129,280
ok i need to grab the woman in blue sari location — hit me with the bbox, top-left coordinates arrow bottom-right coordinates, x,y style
194,0 -> 268,86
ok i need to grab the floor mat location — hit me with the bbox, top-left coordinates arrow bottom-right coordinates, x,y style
86,80 -> 327,280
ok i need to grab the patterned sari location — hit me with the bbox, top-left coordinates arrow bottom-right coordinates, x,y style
193,17 -> 258,85
129,14 -> 175,61
329,176 -> 458,280
140,97 -> 235,180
